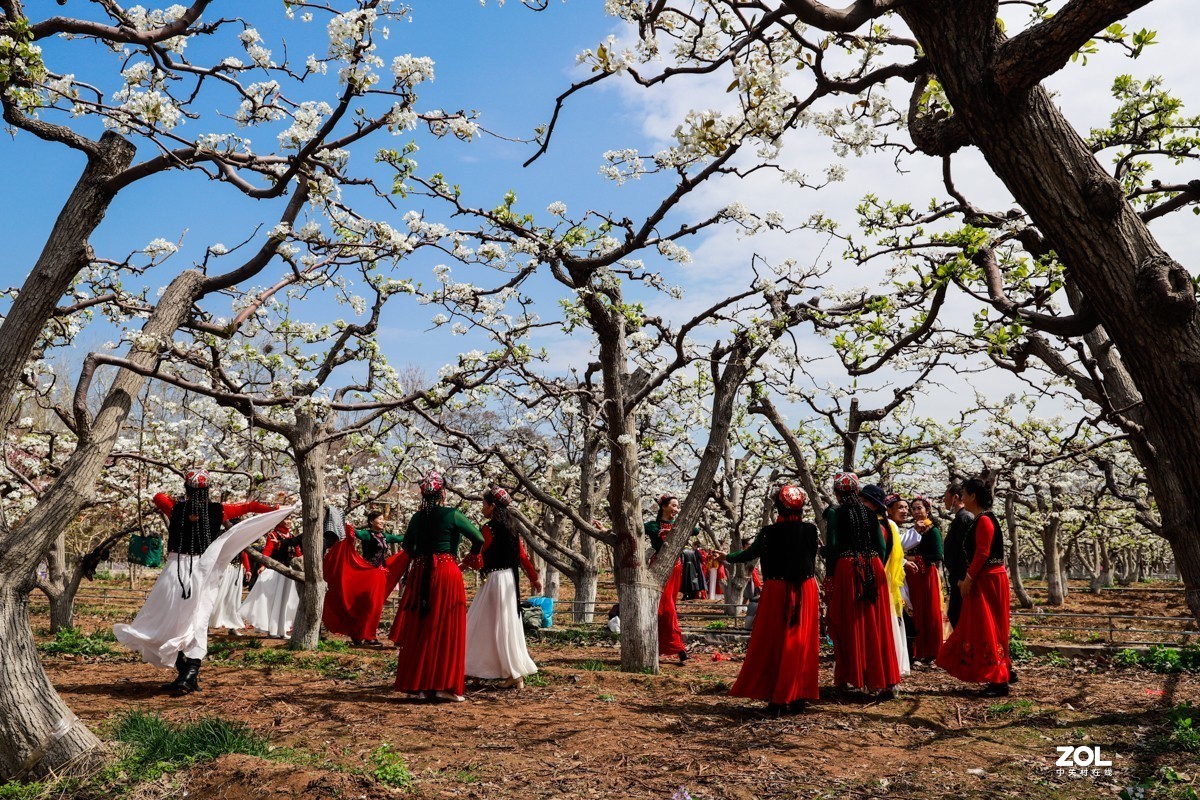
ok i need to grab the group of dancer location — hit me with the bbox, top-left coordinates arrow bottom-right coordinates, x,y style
672,473 -> 1014,715
116,470 -> 543,701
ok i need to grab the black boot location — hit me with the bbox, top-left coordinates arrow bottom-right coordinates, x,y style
181,658 -> 202,693
162,651 -> 187,691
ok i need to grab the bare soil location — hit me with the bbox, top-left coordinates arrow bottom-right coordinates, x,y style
33,608 -> 1200,800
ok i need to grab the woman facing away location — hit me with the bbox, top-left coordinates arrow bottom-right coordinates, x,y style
722,484 -> 820,716
389,471 -> 484,702
463,486 -> 543,689
824,472 -> 901,701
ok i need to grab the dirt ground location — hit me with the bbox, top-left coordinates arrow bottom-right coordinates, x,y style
34,610 -> 1200,800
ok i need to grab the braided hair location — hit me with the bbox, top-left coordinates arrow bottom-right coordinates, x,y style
835,489 -> 878,603
177,484 -> 211,599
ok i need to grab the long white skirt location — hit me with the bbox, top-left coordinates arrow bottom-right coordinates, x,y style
115,506 -> 294,668
239,568 -> 299,638
209,563 -> 245,630
891,612 -> 911,677
465,570 -> 537,680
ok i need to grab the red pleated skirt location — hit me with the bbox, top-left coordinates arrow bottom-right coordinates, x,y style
389,554 -> 467,695
827,555 -> 901,691
731,578 -> 819,703
908,559 -> 944,661
938,565 -> 1010,684
658,558 -> 686,656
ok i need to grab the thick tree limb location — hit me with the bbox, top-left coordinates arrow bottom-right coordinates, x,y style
779,0 -> 906,32
993,0 -> 1157,96
975,248 -> 1098,337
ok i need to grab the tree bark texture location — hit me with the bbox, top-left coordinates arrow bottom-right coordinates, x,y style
288,420 -> 327,651
898,1 -> 1200,621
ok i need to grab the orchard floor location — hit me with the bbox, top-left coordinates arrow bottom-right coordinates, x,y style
35,620 -> 1200,800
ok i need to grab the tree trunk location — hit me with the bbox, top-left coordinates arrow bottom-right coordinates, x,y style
615,576 -> 659,672
288,423 -> 327,651
900,1 -> 1200,623
572,565 -> 599,624
542,561 -> 561,601
1004,492 -> 1033,609
1042,519 -> 1065,606
0,587 -> 105,780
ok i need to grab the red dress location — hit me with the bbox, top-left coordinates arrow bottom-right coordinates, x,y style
827,554 -> 901,691
727,519 -> 821,704
937,514 -> 1011,684
389,506 -> 483,695
658,558 -> 686,656
908,556 -> 944,661
323,524 -> 408,642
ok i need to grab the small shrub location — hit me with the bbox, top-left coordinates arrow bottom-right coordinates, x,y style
705,621 -> 728,630
1040,650 -> 1069,668
318,639 -> 351,654
0,782 -> 46,800
579,659 -> 609,671
370,744 -> 414,790
1008,626 -> 1032,663
38,628 -> 116,657
1146,645 -> 1183,674
1114,648 -> 1142,668
524,672 -> 549,687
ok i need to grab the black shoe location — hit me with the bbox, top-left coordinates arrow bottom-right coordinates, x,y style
168,658 -> 202,694
787,700 -> 807,714
678,651 -> 688,664
162,651 -> 187,691
875,688 -> 896,702
1008,668 -> 1019,684
764,703 -> 785,718
981,682 -> 1009,697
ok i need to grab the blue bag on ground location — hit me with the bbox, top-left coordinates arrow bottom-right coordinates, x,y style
525,595 -> 554,628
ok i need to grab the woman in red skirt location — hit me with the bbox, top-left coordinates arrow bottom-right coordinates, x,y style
937,478 -> 1011,697
722,484 -> 819,715
389,472 -> 484,702
825,472 -> 900,700
905,496 -> 944,663
645,494 -> 689,663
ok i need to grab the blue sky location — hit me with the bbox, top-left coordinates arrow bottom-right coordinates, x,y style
2,0 -> 1198,434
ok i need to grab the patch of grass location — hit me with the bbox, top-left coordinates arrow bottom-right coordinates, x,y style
241,648 -> 293,667
578,659 -> 610,671
597,693 -> 616,702
987,698 -> 1035,717
1009,626 -> 1032,663
1167,703 -> 1200,752
705,621 -> 728,630
539,626 -> 616,646
1084,632 -> 1106,644
1040,650 -> 1069,668
111,710 -> 272,783
455,768 -> 480,784
0,782 -> 48,800
37,627 -> 117,657
370,743 -> 414,790
1115,645 -> 1200,674
524,672 -> 549,687
294,654 -> 360,681
317,638 -> 352,653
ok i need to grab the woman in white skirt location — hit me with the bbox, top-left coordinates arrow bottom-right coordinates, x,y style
115,469 -> 291,693
209,552 -> 250,633
463,487 -> 542,689
239,521 -> 302,638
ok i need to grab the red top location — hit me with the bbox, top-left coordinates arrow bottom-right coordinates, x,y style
967,513 -> 997,579
152,492 -> 275,523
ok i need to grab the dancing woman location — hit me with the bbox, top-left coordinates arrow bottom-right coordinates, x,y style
115,470 -> 289,693
389,472 -> 484,702
463,487 -> 542,688
937,478 -> 1012,697
824,473 -> 900,699
723,484 -> 820,715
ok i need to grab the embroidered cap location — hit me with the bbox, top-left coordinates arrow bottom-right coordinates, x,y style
832,471 -> 859,493
488,486 -> 511,507
419,471 -> 445,494
775,484 -> 807,510
184,468 -> 211,489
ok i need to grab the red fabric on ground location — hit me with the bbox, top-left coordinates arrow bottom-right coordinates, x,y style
909,558 -> 944,660
937,565 -> 1011,684
657,558 -> 686,657
730,577 -> 819,704
827,555 -> 901,691
322,531 -> 406,642
389,554 -> 468,695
